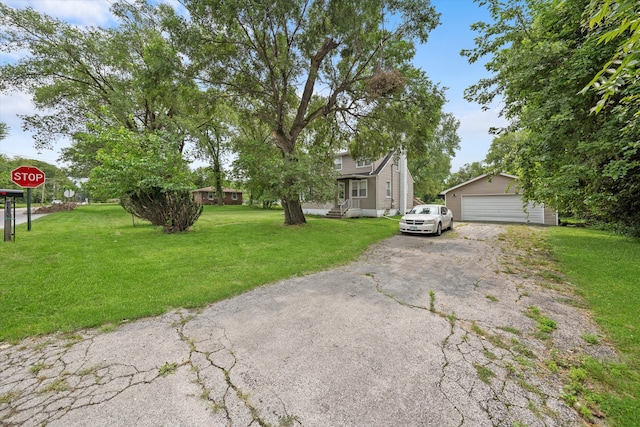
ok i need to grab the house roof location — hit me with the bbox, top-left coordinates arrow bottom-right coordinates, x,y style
192,187 -> 242,193
439,173 -> 518,195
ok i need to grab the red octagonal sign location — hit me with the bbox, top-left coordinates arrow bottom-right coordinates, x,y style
11,165 -> 46,188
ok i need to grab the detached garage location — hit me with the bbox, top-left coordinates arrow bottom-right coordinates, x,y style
440,173 -> 557,225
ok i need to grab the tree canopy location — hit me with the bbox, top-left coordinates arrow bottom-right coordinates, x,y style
409,112 -> 460,201
173,0 -> 449,224
584,0 -> 640,119
464,0 -> 640,234
0,1 -> 197,167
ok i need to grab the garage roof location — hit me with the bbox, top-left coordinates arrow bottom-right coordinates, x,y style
439,173 -> 518,195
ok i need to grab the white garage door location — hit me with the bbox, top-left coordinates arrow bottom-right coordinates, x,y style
462,195 -> 545,224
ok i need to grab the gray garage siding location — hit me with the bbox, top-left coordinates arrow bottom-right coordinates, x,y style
462,195 -> 545,224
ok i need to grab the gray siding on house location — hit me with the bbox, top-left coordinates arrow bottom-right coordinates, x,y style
337,155 -> 380,176
374,160 -> 397,211
302,152 -> 413,216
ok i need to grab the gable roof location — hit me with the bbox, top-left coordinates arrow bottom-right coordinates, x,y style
439,173 -> 518,195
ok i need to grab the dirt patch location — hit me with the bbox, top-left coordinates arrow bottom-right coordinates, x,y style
33,202 -> 79,213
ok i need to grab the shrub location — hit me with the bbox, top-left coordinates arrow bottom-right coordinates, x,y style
121,187 -> 202,233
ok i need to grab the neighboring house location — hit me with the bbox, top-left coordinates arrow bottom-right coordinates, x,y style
302,152 -> 414,218
192,187 -> 243,206
439,173 -> 557,225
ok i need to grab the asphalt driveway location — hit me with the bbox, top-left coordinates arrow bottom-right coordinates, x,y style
0,223 -> 613,426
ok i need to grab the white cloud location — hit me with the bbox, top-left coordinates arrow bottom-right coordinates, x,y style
4,0 -> 115,27
1,90 -> 35,116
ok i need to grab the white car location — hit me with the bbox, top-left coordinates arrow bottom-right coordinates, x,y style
399,204 -> 454,236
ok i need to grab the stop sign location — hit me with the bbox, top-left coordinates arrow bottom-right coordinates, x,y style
11,165 -> 46,188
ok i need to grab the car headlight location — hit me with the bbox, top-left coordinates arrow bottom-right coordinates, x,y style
400,218 -> 406,224
424,219 -> 435,224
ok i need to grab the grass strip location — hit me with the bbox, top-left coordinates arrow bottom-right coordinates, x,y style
548,226 -> 640,426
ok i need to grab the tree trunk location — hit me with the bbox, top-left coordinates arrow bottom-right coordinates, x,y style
272,133 -> 307,225
282,195 -> 306,225
214,158 -> 224,206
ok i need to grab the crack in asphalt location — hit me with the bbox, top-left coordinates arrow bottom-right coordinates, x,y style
174,313 -> 268,427
366,228 -> 585,427
0,333 -> 162,426
1,313 -> 299,427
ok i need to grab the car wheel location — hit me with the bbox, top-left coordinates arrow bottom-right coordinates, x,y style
449,219 -> 454,230
434,222 -> 442,236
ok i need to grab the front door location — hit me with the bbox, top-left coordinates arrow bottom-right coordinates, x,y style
337,182 -> 345,206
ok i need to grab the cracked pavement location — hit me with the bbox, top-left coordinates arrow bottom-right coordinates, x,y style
1,223 -> 615,426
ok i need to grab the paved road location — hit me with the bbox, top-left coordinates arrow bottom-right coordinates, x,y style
0,207 -> 49,228
0,223 -> 613,426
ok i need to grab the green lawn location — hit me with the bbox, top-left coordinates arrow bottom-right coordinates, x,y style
548,226 -> 640,426
0,204 -> 398,341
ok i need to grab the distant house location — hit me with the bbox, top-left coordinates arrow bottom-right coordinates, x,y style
192,187 -> 243,206
302,152 -> 414,218
439,173 -> 557,225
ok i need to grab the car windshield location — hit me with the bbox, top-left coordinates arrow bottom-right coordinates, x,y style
410,206 -> 435,215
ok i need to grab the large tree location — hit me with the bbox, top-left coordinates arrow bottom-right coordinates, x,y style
176,0 -> 445,224
0,1 -> 196,169
463,0 -> 640,234
409,112 -> 460,201
230,112 -> 339,209
0,1 -> 215,229
483,131 -> 526,176
444,161 -> 486,189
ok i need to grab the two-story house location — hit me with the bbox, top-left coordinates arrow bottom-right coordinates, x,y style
302,152 -> 414,218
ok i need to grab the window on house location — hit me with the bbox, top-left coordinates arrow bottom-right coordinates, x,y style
356,159 -> 372,168
351,180 -> 367,198
334,156 -> 342,170
231,192 -> 238,200
386,181 -> 391,198
207,192 -> 215,200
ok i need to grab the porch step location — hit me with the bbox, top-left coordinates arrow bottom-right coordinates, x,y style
325,208 -> 344,219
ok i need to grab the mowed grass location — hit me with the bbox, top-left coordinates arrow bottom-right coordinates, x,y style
1,204 -> 398,341
548,226 -> 640,426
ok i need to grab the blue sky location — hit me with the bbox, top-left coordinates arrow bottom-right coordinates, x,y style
0,0 -> 504,172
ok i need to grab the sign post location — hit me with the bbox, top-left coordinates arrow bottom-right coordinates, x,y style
11,165 -> 46,231
1,189 -> 24,242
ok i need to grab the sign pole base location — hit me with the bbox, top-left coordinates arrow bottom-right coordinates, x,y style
27,188 -> 32,231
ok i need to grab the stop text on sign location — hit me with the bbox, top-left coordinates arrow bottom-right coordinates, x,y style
12,171 -> 44,182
